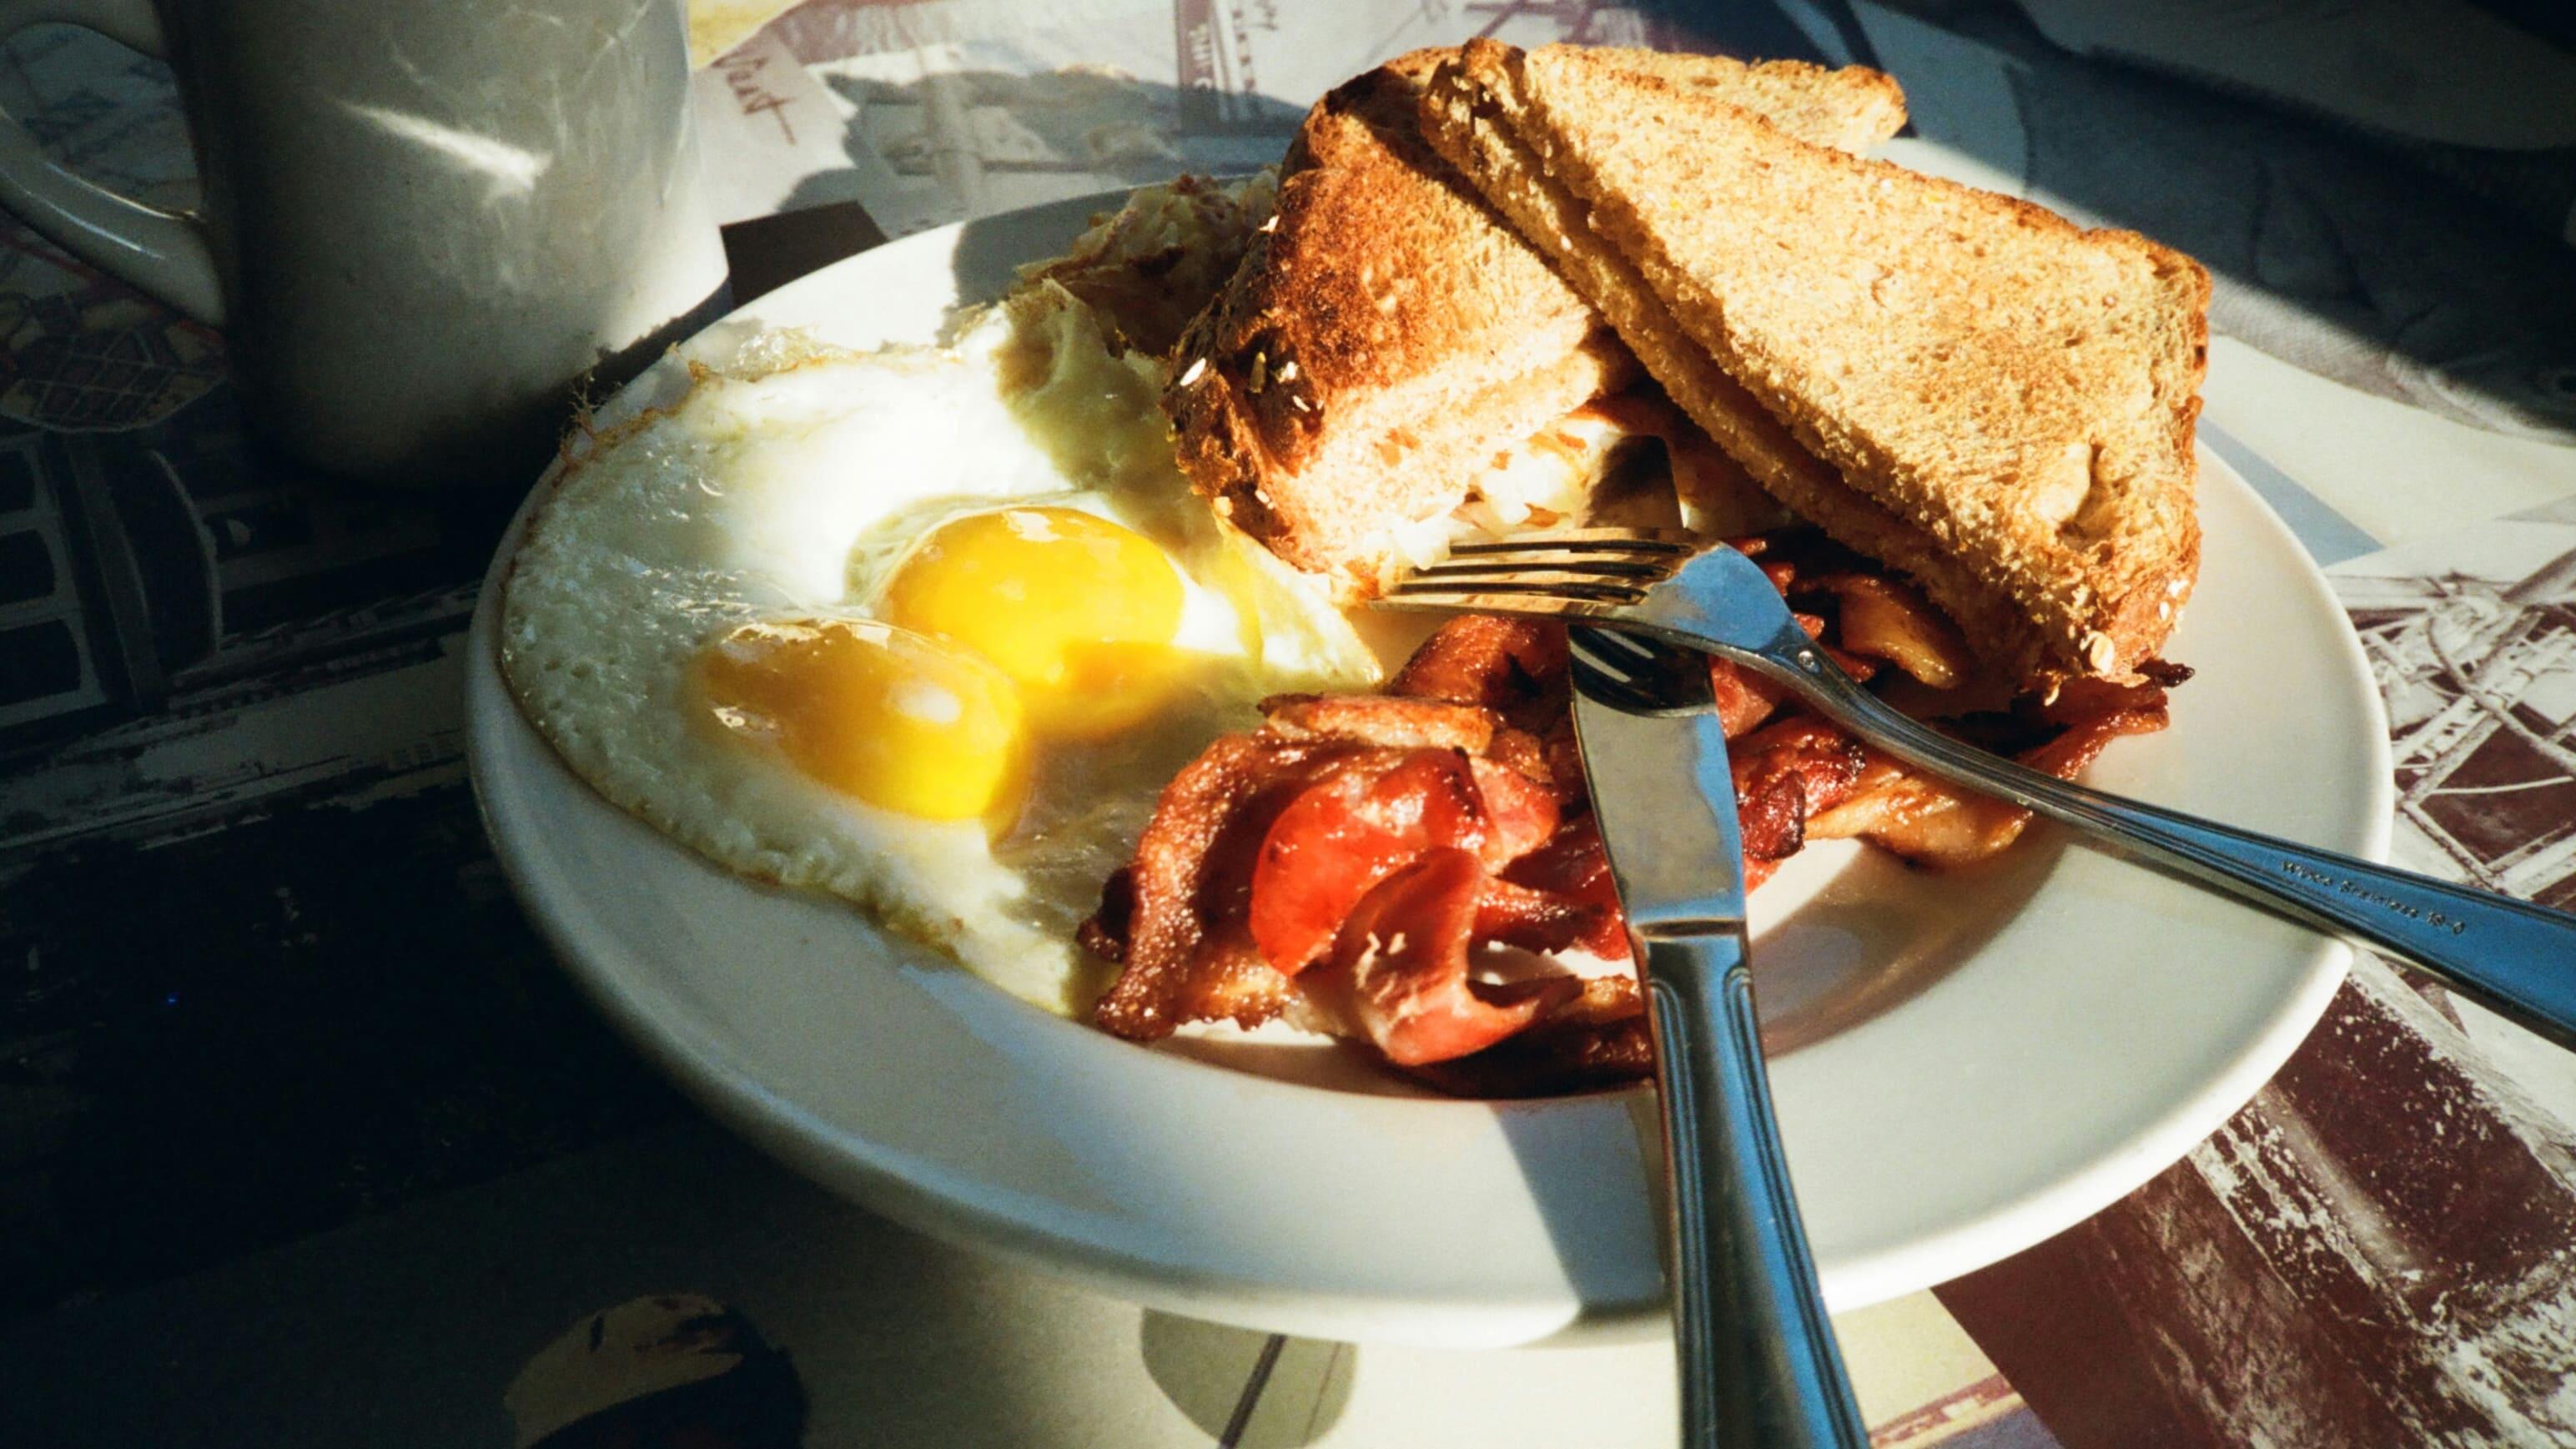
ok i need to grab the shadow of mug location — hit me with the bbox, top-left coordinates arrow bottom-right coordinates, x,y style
0,0 -> 731,487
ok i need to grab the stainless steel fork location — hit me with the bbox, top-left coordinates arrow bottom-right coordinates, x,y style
1382,531 -> 2576,1052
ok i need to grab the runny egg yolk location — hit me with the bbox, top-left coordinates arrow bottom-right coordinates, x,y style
881,508 -> 1190,737
691,619 -> 1027,828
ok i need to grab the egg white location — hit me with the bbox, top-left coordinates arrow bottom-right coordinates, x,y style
502,289 -> 1376,1010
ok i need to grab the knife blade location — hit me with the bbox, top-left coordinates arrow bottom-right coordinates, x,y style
1570,673 -> 1866,1449
1572,672 -> 1748,934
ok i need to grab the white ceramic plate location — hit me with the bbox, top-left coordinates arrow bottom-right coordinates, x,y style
465,193 -> 2393,1347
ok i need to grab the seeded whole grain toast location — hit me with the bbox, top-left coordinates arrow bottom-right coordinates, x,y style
1167,45 -> 1906,586
1421,39 -> 2208,684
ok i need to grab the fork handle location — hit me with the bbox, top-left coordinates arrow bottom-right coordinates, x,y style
1801,667 -> 2576,1049
1642,928 -> 1869,1449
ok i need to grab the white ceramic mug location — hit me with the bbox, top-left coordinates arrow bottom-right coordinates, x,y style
0,0 -> 731,486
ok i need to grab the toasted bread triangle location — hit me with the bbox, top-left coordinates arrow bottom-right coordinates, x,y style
1166,46 -> 1908,585
1426,40 -> 2207,682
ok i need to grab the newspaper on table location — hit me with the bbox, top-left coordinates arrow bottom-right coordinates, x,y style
689,1 -> 1728,236
1931,496 -> 2576,1445
2331,497 -> 2576,1123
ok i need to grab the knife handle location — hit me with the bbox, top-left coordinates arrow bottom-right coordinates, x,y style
1641,930 -> 1869,1449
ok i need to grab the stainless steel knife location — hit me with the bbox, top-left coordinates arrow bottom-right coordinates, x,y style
1572,673 -> 1867,1449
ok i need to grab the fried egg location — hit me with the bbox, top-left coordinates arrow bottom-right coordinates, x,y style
501,287 -> 1376,1009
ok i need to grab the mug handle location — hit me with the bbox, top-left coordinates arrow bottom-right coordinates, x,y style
0,0 -> 221,323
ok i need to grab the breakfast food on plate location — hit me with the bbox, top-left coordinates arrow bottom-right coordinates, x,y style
1083,536 -> 2181,1094
501,41 -> 2209,1099
501,283 -> 1375,1012
1079,44 -> 2208,1090
1165,47 -> 1906,590
1417,40 -> 2208,686
1085,615 -> 1630,1084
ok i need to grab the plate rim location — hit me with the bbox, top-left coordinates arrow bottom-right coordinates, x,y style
465,187 -> 2395,1344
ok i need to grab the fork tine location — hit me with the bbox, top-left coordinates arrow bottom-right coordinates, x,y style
1387,574 -> 1653,605
1569,626 -> 1711,714
1445,527 -> 1697,556
1416,532 -> 1693,579
1371,587 -> 1627,620
1408,556 -> 1678,581
1413,542 -> 1688,578
1566,625 -> 1647,682
1568,625 -> 1665,671
1568,651 -> 1668,715
1376,531 -> 1698,623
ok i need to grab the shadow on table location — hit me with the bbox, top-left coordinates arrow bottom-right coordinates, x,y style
1140,1313 -> 1353,1446
0,1114 -> 1327,1448
782,67 -> 1298,242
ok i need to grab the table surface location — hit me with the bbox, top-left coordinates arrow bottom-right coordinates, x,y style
5,3 -> 2576,1446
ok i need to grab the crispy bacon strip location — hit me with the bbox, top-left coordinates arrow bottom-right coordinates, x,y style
1307,848 -> 1577,1068
1498,814 -> 1629,961
1466,757 -> 1562,862
1247,748 -> 1557,974
2022,697 -> 2170,780
1089,732 -> 1321,1040
1406,975 -> 1652,1098
1709,657 -> 1789,740
1809,691 -> 2170,868
1810,572 -> 1975,689
1089,692 -> 1589,1049
1259,692 -> 1494,752
1730,717 -> 1870,866
1807,752 -> 2033,869
2033,672 -> 2180,726
1389,615 -> 1566,717
1706,562 -> 1884,737
1390,614 -> 1586,805
1473,875 -> 1614,956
